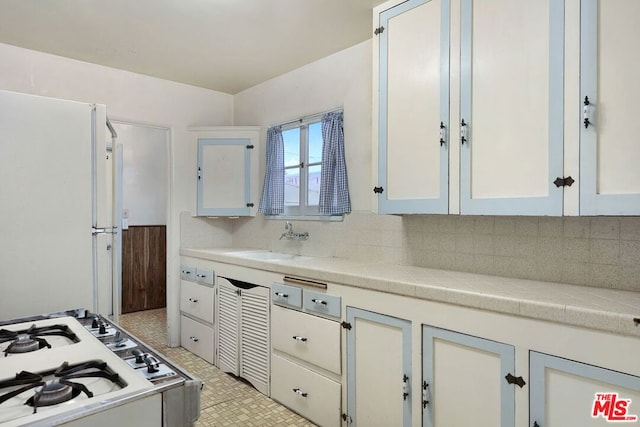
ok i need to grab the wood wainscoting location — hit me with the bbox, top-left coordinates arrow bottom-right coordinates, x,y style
122,225 -> 166,313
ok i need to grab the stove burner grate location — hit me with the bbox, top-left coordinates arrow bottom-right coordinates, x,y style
0,360 -> 124,413
0,324 -> 79,356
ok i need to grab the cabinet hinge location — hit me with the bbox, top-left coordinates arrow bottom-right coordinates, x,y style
340,321 -> 352,330
341,413 -> 352,424
246,203 -> 254,208
553,176 -> 575,188
373,186 -> 384,194
374,26 -> 384,35
505,373 -> 526,388
246,144 -> 254,149
422,381 -> 430,409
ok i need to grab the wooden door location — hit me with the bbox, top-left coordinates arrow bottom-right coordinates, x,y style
121,225 -> 166,313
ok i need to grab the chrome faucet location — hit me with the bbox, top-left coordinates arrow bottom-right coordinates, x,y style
279,221 -> 309,241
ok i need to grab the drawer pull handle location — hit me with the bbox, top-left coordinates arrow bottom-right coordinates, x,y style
189,336 -> 199,342
275,292 -> 288,298
293,388 -> 308,397
182,270 -> 192,275
311,298 -> 327,306
188,298 -> 198,303
292,336 -> 308,342
196,274 -> 207,278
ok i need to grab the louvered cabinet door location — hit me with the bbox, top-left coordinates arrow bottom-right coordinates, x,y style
217,278 -> 240,375
240,286 -> 270,395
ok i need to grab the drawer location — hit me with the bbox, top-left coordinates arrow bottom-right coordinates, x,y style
180,315 -> 214,364
271,353 -> 341,427
271,283 -> 302,308
195,267 -> 214,286
303,290 -> 341,318
180,280 -> 214,324
180,265 -> 196,281
272,305 -> 341,374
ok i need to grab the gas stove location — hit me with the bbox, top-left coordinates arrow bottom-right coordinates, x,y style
0,310 -> 201,427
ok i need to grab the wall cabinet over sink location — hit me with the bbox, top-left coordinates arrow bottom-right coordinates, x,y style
191,126 -> 259,217
373,0 -> 640,216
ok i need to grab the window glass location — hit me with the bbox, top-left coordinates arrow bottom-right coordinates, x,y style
285,168 -> 300,206
307,164 -> 321,206
283,128 -> 300,167
308,122 -> 323,164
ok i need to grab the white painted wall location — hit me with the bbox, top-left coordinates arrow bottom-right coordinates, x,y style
0,42 -> 233,345
234,40 -> 372,212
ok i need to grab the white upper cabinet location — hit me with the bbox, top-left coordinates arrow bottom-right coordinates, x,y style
459,0 -> 565,215
580,0 -> 640,215
374,0 -> 450,214
192,127 -> 259,217
374,0 -> 568,216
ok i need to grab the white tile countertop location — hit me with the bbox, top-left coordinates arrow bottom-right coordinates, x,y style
181,247 -> 640,338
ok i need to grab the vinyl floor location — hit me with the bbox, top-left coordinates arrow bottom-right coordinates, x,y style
119,308 -> 315,427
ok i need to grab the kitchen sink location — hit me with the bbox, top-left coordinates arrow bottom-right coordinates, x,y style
229,250 -> 306,261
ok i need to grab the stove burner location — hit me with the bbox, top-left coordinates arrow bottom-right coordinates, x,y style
0,360 -> 124,414
0,324 -> 79,356
8,334 -> 48,354
27,380 -> 81,407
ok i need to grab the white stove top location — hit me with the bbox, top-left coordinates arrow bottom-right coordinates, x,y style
0,317 -> 153,426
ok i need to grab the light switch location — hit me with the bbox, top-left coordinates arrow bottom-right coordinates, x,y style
122,218 -> 129,230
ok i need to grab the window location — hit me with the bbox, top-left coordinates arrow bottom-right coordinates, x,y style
282,119 -> 323,216
259,109 -> 350,220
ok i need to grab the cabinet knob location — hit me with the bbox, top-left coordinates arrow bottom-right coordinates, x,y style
311,298 -> 327,306
293,388 -> 308,397
292,335 -> 308,342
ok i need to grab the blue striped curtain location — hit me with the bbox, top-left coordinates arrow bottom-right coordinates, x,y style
258,126 -> 285,215
319,111 -> 351,215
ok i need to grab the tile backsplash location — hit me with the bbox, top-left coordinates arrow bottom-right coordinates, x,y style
182,211 -> 640,292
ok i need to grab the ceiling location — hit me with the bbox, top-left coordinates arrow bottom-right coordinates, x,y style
0,0 -> 385,94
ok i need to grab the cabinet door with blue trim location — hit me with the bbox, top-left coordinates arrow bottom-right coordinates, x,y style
346,307 -> 412,426
196,129 -> 258,216
459,0 -> 565,215
530,351 -> 640,427
580,0 -> 640,215
375,0 -> 450,214
422,326 -> 516,427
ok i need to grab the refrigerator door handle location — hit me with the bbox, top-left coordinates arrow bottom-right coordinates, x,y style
92,226 -> 118,235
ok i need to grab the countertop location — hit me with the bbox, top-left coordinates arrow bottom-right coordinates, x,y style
181,247 -> 640,338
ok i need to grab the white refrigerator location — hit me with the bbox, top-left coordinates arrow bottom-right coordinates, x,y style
0,90 -> 121,320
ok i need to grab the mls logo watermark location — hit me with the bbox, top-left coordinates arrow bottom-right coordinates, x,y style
592,393 -> 638,422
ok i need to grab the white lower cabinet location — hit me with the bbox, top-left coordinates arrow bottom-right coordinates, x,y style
179,263 -> 215,364
530,352 -> 640,427
217,276 -> 270,395
270,283 -> 342,427
271,354 -> 341,427
345,307 -> 412,427
271,304 -> 341,374
422,326 -> 516,427
180,314 -> 215,364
